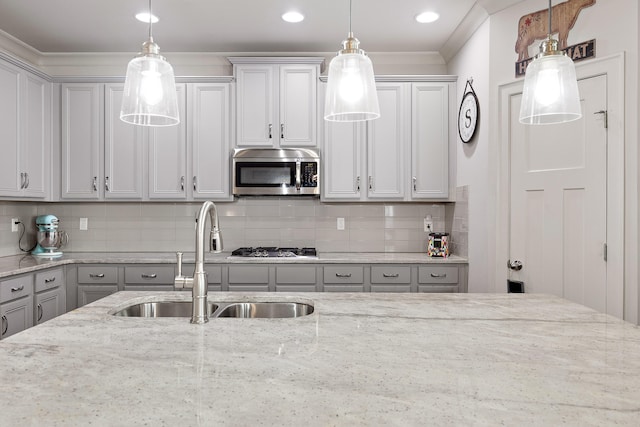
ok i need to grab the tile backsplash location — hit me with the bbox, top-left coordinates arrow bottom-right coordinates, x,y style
1,196 -> 467,257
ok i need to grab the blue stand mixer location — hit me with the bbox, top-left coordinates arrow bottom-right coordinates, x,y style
32,215 -> 68,258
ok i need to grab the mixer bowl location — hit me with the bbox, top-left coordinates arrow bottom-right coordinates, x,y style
37,230 -> 67,251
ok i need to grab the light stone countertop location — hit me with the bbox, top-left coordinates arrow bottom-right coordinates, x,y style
0,252 -> 468,279
0,291 -> 639,425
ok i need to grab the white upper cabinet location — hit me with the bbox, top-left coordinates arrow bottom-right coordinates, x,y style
411,82 -> 450,200
61,83 -> 103,200
189,83 -> 232,200
148,84 -> 187,199
0,59 -> 50,199
104,84 -> 144,199
322,82 -> 409,201
231,57 -> 322,148
322,78 -> 454,202
366,83 -> 409,200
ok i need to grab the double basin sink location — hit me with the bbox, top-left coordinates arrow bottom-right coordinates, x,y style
112,300 -> 314,319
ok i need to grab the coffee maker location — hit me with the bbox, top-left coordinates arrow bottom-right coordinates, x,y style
32,215 -> 68,258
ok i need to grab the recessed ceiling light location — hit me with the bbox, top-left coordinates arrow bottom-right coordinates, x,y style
135,12 -> 159,24
415,11 -> 439,24
282,11 -> 304,23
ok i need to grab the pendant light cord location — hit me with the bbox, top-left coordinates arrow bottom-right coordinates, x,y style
349,0 -> 352,34
148,0 -> 153,41
548,0 -> 552,38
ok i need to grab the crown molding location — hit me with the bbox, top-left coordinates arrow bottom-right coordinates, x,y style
440,3 -> 490,63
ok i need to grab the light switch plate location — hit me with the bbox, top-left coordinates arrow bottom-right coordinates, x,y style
79,217 -> 88,230
337,217 -> 345,230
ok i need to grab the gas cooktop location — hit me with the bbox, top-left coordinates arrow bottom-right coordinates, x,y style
230,247 -> 317,258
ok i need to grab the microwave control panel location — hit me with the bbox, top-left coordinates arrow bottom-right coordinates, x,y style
301,162 -> 318,188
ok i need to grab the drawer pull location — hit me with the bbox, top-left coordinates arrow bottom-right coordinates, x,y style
335,273 -> 352,278
1,315 -> 7,336
383,273 -> 399,278
44,277 -> 56,284
37,304 -> 43,322
141,274 -> 157,279
90,273 -> 105,279
11,285 -> 24,292
430,273 -> 447,278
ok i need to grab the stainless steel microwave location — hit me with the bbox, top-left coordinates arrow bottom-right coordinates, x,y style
232,148 -> 320,196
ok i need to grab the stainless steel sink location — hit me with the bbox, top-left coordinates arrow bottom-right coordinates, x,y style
113,301 -> 218,318
215,302 -> 314,318
112,301 -> 313,318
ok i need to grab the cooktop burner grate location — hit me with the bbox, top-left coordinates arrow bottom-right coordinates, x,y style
231,247 -> 317,258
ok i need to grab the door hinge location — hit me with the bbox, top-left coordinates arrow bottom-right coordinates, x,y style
594,110 -> 608,129
603,243 -> 608,262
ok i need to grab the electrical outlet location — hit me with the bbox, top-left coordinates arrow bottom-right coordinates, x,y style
79,217 -> 88,231
11,218 -> 19,233
337,217 -> 345,230
424,217 -> 433,233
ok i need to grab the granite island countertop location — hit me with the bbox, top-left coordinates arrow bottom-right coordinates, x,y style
0,251 -> 468,278
0,291 -> 639,425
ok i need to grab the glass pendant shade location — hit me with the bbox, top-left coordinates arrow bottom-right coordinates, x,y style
121,46 -> 179,126
519,52 -> 581,125
325,49 -> 380,122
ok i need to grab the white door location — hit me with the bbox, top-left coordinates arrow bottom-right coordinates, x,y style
509,74 -> 608,313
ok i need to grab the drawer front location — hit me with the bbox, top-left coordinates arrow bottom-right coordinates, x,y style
227,284 -> 269,292
418,266 -> 458,284
276,266 -> 316,284
124,266 -> 175,284
371,284 -> 411,293
0,275 -> 33,303
323,284 -> 364,292
228,266 -> 269,284
323,266 -> 364,284
418,285 -> 459,293
182,265 -> 222,284
276,284 -> 317,293
370,266 -> 411,284
78,266 -> 118,284
35,268 -> 64,293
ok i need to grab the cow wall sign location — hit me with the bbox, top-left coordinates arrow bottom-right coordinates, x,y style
515,0 -> 596,77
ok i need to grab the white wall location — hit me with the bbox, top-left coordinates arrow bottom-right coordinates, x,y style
446,20 -> 491,292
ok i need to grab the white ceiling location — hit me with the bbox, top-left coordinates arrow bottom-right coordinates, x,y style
0,0 -> 523,54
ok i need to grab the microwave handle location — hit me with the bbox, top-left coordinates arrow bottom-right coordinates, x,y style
295,160 -> 301,191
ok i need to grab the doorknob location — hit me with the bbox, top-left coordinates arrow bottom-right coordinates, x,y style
507,260 -> 523,271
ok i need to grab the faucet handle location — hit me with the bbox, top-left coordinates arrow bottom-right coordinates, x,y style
176,251 -> 184,276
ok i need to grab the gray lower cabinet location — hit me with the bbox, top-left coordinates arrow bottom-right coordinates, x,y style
76,265 -> 120,307
182,265 -> 223,292
417,265 -> 465,293
275,266 -> 317,292
124,265 -> 175,291
228,265 -> 270,292
370,265 -> 412,293
322,266 -> 365,292
34,268 -> 66,325
0,274 -> 34,339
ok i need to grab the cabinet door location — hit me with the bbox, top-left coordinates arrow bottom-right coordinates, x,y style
0,61 -> 21,196
322,120 -> 364,200
61,83 -> 102,199
411,83 -> 449,199
279,65 -> 317,147
190,83 -> 231,199
235,65 -> 275,147
1,296 -> 34,339
367,83 -> 408,200
35,287 -> 66,325
77,284 -> 118,307
104,84 -> 144,199
22,72 -> 50,198
148,84 -> 187,199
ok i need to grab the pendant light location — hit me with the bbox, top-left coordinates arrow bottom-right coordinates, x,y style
324,0 -> 380,122
519,0 -> 581,125
120,0 -> 179,126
